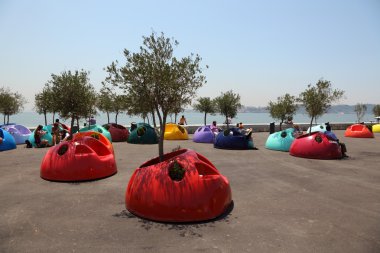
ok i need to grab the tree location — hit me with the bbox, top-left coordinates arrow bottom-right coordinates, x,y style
193,97 -> 216,125
214,90 -> 241,129
34,84 -> 56,125
113,94 -> 128,124
105,32 -> 207,160
354,103 -> 367,123
48,70 -> 97,134
97,84 -> 114,124
0,87 -> 26,124
298,79 -> 344,133
267,93 -> 297,130
372,104 -> 380,117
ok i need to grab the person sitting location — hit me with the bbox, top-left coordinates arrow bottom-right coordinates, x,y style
52,122 -> 61,145
179,115 -> 187,125
89,116 -> 96,125
292,124 -> 303,138
34,125 -> 50,148
286,116 -> 294,127
130,122 -> 137,132
237,122 -> 253,137
60,129 -> 71,142
210,121 -> 221,136
324,125 -> 348,158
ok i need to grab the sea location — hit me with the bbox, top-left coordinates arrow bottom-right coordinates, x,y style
2,111 -> 378,127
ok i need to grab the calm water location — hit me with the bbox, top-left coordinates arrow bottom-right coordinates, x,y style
2,111 -> 377,127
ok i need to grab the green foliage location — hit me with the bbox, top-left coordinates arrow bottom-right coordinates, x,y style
48,70 -> 97,133
97,82 -> 129,124
104,31 -> 207,160
193,97 -> 216,125
298,79 -> 344,132
0,86 -> 26,124
34,84 -> 57,125
214,90 -> 241,128
372,104 -> 380,117
267,93 -> 297,130
168,160 -> 186,181
354,103 -> 367,123
97,84 -> 114,123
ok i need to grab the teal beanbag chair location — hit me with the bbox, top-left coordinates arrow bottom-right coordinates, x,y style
128,123 -> 158,144
28,125 -> 53,147
265,128 -> 296,152
79,124 -> 112,142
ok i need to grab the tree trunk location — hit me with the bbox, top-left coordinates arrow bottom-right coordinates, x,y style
174,113 -> 178,124
226,116 -> 229,129
158,114 -> 166,162
107,112 -> 110,124
44,111 -> 47,126
155,105 -> 164,162
70,116 -> 75,136
204,112 -> 207,126
76,117 -> 79,128
115,112 -> 119,124
52,112 -> 55,124
7,114 -> 9,124
3,114 -> 5,124
151,110 -> 157,128
280,120 -> 283,131
309,117 -> 314,134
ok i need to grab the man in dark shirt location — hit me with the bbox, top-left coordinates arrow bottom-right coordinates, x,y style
324,125 -> 348,158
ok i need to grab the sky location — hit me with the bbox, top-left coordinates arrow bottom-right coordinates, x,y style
1,0 -> 379,111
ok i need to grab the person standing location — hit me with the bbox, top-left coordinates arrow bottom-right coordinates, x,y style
179,115 -> 187,125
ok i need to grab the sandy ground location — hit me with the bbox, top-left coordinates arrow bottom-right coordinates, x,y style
0,130 -> 379,253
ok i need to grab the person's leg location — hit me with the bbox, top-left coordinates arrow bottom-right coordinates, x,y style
340,143 -> 348,157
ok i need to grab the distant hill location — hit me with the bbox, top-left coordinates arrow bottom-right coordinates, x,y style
238,104 -> 377,114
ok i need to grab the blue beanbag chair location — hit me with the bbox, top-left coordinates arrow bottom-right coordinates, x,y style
0,129 -> 17,151
265,128 -> 296,152
0,124 -> 31,145
214,128 -> 254,150
193,126 -> 215,143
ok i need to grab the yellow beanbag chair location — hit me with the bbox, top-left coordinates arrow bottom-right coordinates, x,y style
164,123 -> 189,140
372,124 -> 380,133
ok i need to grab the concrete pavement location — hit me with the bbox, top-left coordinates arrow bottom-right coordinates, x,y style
0,130 -> 379,253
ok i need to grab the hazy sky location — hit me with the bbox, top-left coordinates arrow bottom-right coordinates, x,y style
1,0 -> 379,110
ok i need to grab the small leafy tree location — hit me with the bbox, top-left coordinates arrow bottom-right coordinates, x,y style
0,87 -> 26,124
354,103 -> 367,123
97,85 -> 114,124
372,104 -> 380,118
49,70 -> 97,134
113,94 -> 128,124
267,93 -> 297,130
214,90 -> 241,129
298,79 -> 344,133
34,84 -> 56,125
193,97 -> 216,125
104,32 -> 206,160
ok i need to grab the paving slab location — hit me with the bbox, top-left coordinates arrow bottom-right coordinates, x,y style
0,131 -> 379,253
